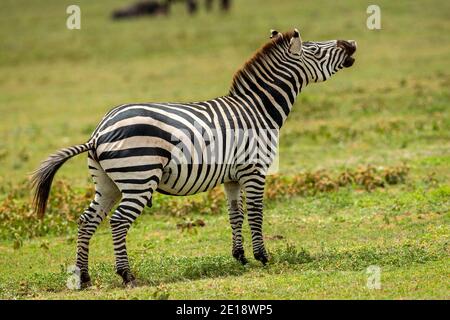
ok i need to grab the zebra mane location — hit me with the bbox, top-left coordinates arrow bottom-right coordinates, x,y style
229,30 -> 295,95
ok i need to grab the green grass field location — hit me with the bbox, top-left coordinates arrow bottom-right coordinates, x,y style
0,0 -> 449,299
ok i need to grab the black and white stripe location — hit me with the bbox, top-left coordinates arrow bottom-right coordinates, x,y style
32,29 -> 356,287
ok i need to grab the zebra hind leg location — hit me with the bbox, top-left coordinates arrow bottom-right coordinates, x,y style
109,172 -> 162,287
224,181 -> 248,265
76,156 -> 121,288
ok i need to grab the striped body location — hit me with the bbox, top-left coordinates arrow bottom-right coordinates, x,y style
92,98 -> 279,197
32,29 -> 356,287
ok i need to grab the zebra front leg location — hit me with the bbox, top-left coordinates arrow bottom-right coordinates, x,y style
242,175 -> 268,265
224,181 -> 247,265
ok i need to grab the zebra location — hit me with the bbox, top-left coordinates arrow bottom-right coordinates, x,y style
32,29 -> 356,288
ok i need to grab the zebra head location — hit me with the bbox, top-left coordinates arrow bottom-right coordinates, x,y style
271,28 -> 357,83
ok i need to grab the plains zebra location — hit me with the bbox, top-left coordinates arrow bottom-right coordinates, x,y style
32,29 -> 356,287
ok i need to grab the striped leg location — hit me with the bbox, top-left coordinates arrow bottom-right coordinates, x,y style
241,174 -> 268,265
224,181 -> 247,264
76,154 -> 120,288
109,172 -> 162,287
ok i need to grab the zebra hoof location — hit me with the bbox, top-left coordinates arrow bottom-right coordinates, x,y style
80,280 -> 92,289
235,255 -> 248,265
124,280 -> 137,289
254,251 -> 269,265
80,272 -> 92,289
117,269 -> 136,288
232,248 -> 248,265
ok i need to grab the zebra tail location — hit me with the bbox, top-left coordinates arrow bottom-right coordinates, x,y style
31,142 -> 93,218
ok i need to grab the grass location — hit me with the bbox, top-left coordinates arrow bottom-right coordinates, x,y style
0,0 -> 449,299
0,165 -> 410,240
1,183 -> 449,299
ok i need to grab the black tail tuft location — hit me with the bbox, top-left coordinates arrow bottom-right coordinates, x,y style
30,143 -> 92,218
31,154 -> 69,218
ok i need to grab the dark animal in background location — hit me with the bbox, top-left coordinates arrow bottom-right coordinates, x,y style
112,0 -> 231,20
112,1 -> 170,20
167,0 -> 232,14
205,0 -> 231,12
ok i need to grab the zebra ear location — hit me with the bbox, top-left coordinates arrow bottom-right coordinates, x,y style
270,29 -> 280,39
289,28 -> 302,54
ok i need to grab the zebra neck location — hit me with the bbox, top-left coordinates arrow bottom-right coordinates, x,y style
228,47 -> 306,128
228,68 -> 304,128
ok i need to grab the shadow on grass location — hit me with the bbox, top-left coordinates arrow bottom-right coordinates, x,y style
1,241 -> 446,298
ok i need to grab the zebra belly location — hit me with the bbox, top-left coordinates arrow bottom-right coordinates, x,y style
157,163 -> 234,196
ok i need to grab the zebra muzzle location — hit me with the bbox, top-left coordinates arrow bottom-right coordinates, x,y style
343,56 -> 355,68
338,40 -> 357,68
